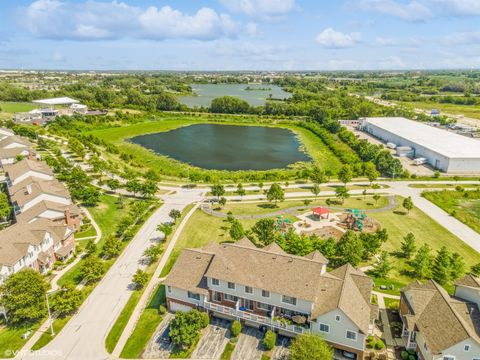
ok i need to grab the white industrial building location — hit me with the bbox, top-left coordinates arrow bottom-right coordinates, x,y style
360,117 -> 480,174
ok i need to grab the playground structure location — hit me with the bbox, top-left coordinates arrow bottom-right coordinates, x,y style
275,216 -> 293,233
344,209 -> 366,231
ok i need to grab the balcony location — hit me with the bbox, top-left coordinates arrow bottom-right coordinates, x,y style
204,300 -> 310,335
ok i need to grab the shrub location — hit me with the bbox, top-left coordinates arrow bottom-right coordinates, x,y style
368,339 -> 376,349
375,339 -> 385,350
159,305 -> 166,315
263,330 -> 276,350
231,320 -> 242,337
409,356 -> 415,360
401,351 -> 409,360
200,312 -> 210,328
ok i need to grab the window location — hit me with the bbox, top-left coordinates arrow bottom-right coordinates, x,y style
213,291 -> 221,302
224,294 -> 238,302
464,345 -> 470,351
256,302 -> 272,311
244,299 -> 254,310
167,286 -> 171,293
228,282 -> 235,290
245,286 -> 253,294
335,315 -> 341,322
187,291 -> 200,301
443,357 -> 455,360
262,290 -> 270,298
212,278 -> 219,286
282,295 -> 297,306
346,331 -> 357,341
319,323 -> 330,333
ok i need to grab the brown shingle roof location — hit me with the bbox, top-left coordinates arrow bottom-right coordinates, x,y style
4,159 -> 53,183
402,280 -> 480,354
10,178 -> 70,208
15,200 -> 80,224
0,136 -> 31,149
455,275 -> 480,289
0,147 -> 29,160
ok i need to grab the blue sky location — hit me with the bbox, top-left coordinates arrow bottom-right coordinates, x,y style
1,0 -> 479,70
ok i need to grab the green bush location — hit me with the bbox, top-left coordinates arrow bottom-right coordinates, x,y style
375,339 -> 385,350
401,351 -> 409,360
368,339 -> 376,349
200,312 -> 210,328
231,320 -> 242,337
409,355 -> 415,360
263,330 -> 276,350
159,305 -> 166,315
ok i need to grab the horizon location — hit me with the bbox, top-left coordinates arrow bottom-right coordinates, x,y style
1,0 -> 480,71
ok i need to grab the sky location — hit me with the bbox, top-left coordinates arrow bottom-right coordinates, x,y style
0,0 -> 480,71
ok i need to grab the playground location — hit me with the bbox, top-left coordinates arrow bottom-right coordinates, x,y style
291,207 -> 382,240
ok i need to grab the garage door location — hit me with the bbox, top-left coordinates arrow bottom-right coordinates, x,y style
169,301 -> 193,313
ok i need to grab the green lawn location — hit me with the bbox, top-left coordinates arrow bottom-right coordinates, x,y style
120,285 -> 165,358
31,316 -> 72,351
0,321 -> 43,358
75,225 -> 97,239
423,190 -> 480,233
384,298 -> 400,310
399,100 -> 480,121
220,342 -> 235,360
409,183 -> 479,189
0,101 -> 36,113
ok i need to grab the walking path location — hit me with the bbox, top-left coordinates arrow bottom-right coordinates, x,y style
21,189 -> 204,360
112,201 -> 202,356
375,293 -> 397,360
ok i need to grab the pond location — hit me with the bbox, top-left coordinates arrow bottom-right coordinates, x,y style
178,84 -> 291,107
129,124 -> 310,171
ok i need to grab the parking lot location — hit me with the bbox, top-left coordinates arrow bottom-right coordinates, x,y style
142,313 -> 174,359
231,326 -> 264,360
191,318 -> 231,359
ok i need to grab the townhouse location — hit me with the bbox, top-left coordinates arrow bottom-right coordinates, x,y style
164,238 -> 377,359
400,279 -> 480,360
0,133 -> 32,166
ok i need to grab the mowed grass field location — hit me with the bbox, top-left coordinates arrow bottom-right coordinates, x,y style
0,101 -> 37,113
399,100 -> 480,121
87,116 -> 343,179
423,190 -> 480,234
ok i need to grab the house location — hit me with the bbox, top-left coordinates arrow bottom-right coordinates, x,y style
164,238 -> 377,359
0,135 -> 32,150
399,279 -> 480,360
0,218 -> 76,282
15,200 -> 82,230
3,158 -> 54,186
0,128 -> 14,141
0,135 -> 32,166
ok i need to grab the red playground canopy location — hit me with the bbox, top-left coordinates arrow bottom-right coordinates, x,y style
312,207 -> 330,216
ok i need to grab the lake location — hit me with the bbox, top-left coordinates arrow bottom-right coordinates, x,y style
178,84 -> 291,107
129,124 -> 310,171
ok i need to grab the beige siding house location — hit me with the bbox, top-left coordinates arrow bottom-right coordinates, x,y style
164,238 -> 377,359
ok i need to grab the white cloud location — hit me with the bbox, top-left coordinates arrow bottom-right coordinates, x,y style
245,22 -> 259,37
375,37 -> 398,46
444,31 -> 480,45
354,0 -> 480,21
22,0 -> 237,41
315,28 -> 361,49
219,0 -> 296,20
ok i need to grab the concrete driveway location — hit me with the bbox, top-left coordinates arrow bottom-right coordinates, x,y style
143,313 -> 174,359
271,336 -> 290,360
191,318 -> 230,359
231,326 -> 264,360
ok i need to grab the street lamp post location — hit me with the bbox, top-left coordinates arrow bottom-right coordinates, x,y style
45,288 -> 67,336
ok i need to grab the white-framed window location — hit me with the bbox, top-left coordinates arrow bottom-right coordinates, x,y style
335,315 -> 341,322
346,330 -> 357,341
262,290 -> 270,298
213,291 -> 221,302
256,302 -> 272,311
282,295 -> 297,305
212,278 -> 219,286
228,282 -> 235,289
464,345 -> 470,351
187,291 -> 200,300
245,286 -> 253,294
167,286 -> 171,293
224,294 -> 238,302
319,323 -> 330,333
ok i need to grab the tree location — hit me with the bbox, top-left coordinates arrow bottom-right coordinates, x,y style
364,162 -> 380,184
51,285 -> 83,317
126,179 -> 142,196
85,239 -> 97,256
311,183 -> 321,199
412,244 -> 433,279
282,229 -> 314,256
229,219 -> 244,241
211,183 -> 225,200
403,196 -> 413,214
374,251 -> 393,278
450,252 -> 465,281
132,269 -> 149,289
258,182 -> 264,192
336,231 -> 363,266
338,165 -> 353,185
236,183 -> 246,200
143,244 -> 162,264
210,96 -> 250,114
102,236 -> 122,258
334,186 -> 349,204
401,233 -> 416,259
106,179 -> 120,193
373,193 -> 380,205
0,192 -> 11,220
0,269 -> 48,324
319,237 -> 337,260
80,255 -> 105,284
290,334 -> 333,360
471,263 -> 480,277
219,197 -> 227,207
252,218 -> 276,245
231,320 -> 242,337
266,183 -> 284,206
169,310 -> 205,349
263,330 -> 276,350
169,209 -> 182,224
140,180 -> 158,198
310,166 -> 326,184
157,223 -> 173,240
432,246 -> 451,285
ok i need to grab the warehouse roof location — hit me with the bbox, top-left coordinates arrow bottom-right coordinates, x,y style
32,97 -> 79,105
364,117 -> 480,158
